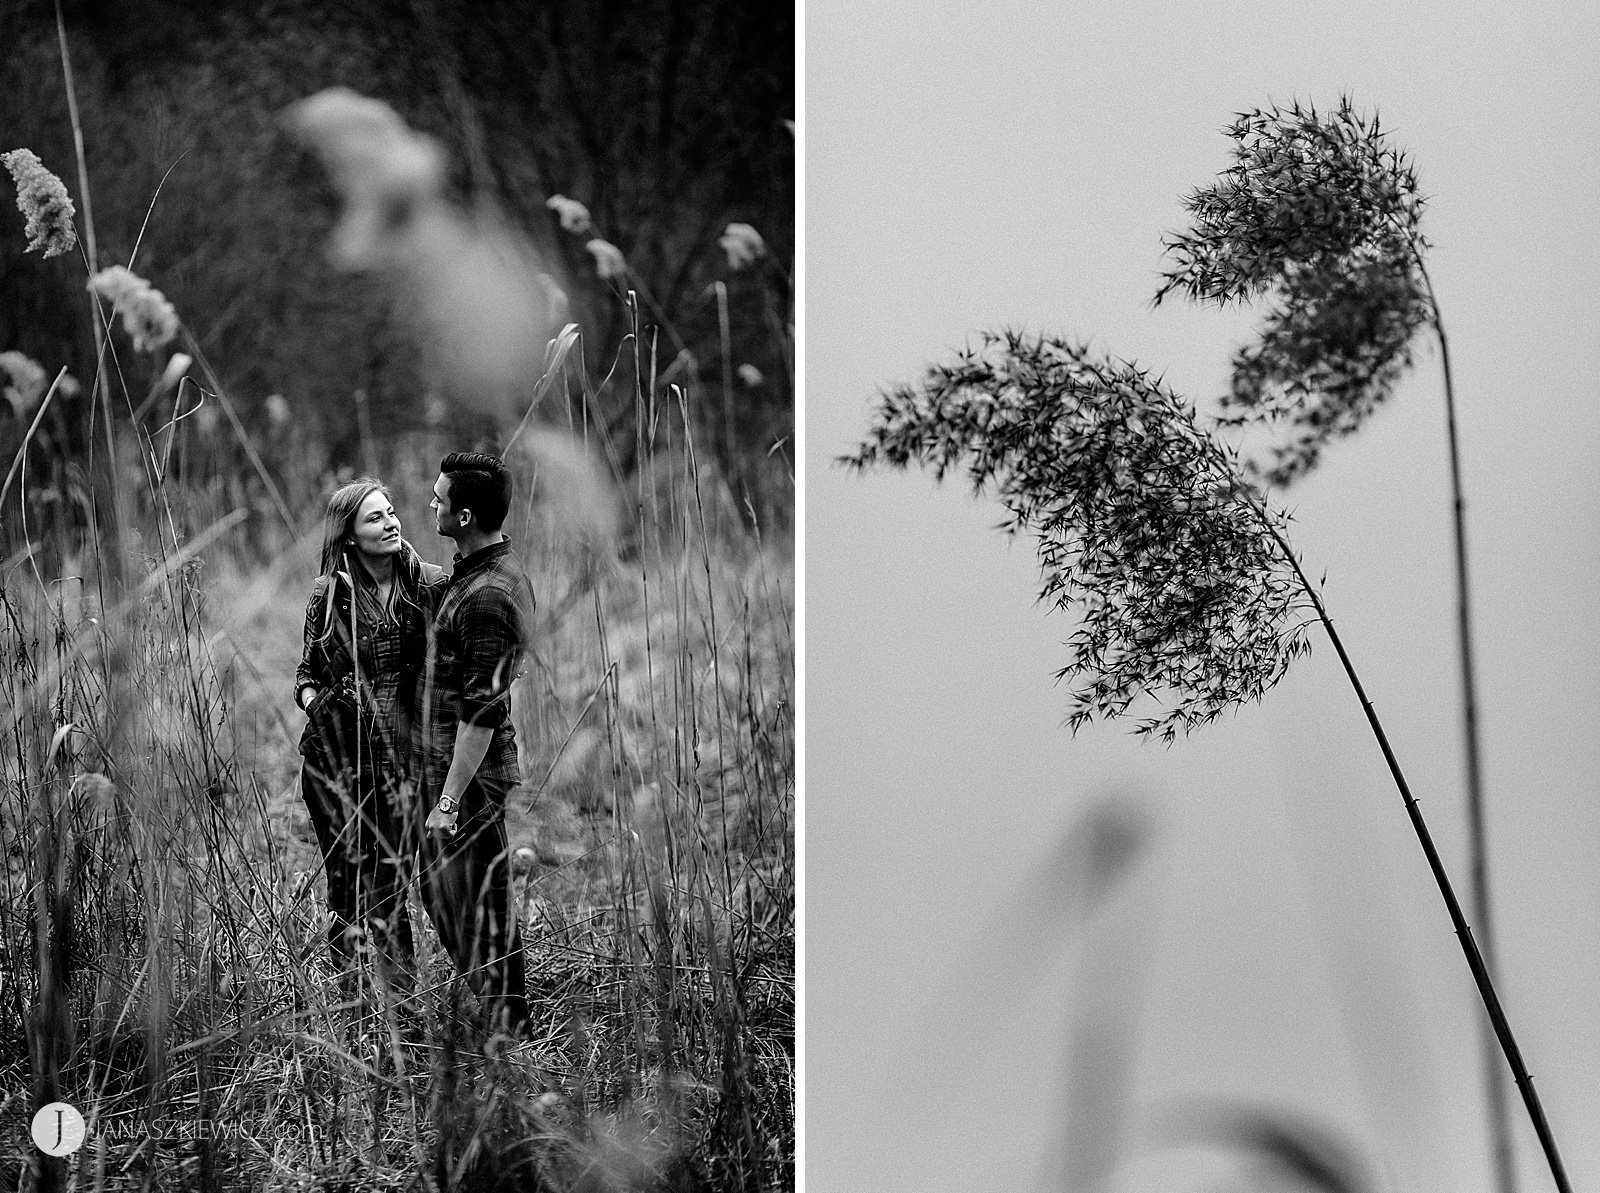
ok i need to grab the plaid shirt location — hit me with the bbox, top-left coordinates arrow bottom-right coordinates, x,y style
296,553 -> 443,770
415,538 -> 536,800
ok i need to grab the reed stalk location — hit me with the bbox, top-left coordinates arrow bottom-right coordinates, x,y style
1157,99 -> 1518,1188
1256,503 -> 1567,1193
852,326 -> 1560,1191
1412,253 -> 1518,1193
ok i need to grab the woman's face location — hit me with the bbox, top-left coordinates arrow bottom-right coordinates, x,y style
349,490 -> 402,559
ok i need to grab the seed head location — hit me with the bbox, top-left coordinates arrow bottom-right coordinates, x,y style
544,195 -> 592,235
585,238 -> 627,281
1158,97 -> 1433,486
847,331 -> 1311,742
281,88 -> 446,268
0,350 -> 47,418
1157,97 -> 1425,308
86,265 -> 180,353
719,222 -> 766,270
2,148 -> 77,259
1224,249 -> 1432,485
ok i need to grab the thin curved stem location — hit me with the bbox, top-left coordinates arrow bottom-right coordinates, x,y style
1252,499 -> 1570,1193
1413,248 -> 1517,1193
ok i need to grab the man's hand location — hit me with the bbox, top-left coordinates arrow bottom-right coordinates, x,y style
428,723 -> 494,838
425,801 -> 459,836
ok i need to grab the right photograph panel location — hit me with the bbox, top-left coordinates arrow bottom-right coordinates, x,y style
806,4 -> 1600,1192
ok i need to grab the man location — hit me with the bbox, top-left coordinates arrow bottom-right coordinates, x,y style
417,450 -> 535,1038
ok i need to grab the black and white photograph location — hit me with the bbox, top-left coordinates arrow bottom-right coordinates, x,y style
809,3 -> 1599,1193
0,3 -> 793,1189
10,1 -> 1600,1191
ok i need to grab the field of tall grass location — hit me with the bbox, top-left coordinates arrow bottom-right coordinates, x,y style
0,383 -> 793,1190
0,74 -> 792,1185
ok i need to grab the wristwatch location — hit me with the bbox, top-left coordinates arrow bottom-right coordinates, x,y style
437,795 -> 459,815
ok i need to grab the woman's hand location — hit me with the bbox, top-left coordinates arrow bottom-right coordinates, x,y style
306,676 -> 357,714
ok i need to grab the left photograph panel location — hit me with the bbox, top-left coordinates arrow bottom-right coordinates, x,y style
0,3 -> 793,1187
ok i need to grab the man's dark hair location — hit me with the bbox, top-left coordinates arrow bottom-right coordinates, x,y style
441,451 -> 512,532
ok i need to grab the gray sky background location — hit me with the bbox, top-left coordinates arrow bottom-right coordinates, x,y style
805,3 -> 1600,1191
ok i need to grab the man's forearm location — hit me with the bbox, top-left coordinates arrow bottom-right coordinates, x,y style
439,722 -> 494,805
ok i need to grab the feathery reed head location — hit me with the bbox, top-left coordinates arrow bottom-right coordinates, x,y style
280,87 -> 445,268
86,265 -> 180,353
719,222 -> 767,270
1223,250 -> 1433,484
1157,97 -> 1425,308
545,194 -> 593,235
2,147 -> 77,259
846,331 -> 1311,741
586,237 -> 627,280
283,87 -> 565,414
0,349 -> 48,418
1158,97 -> 1434,486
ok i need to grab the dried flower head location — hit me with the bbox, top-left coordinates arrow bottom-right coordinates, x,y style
1157,98 -> 1424,307
719,222 -> 766,270
0,350 -> 47,418
1158,97 -> 1433,486
2,148 -> 77,259
1224,250 -> 1433,485
847,331 -> 1311,742
585,238 -> 627,281
545,194 -> 592,235
86,265 -> 180,353
282,88 -> 446,268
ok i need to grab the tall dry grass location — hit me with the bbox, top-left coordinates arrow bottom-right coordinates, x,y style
4,37 -> 790,1182
0,313 -> 792,1191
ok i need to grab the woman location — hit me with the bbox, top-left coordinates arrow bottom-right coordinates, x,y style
295,477 -> 445,1002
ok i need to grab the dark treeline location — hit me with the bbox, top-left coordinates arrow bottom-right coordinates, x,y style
0,0 -> 794,533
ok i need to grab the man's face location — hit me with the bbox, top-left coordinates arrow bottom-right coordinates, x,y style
429,473 -> 462,541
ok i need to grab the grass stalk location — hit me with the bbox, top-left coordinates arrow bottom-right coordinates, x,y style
0,368 -> 71,513
1413,251 -> 1518,1193
1257,504 -> 1570,1193
52,0 -> 96,279
54,0 -> 130,611
713,280 -> 735,467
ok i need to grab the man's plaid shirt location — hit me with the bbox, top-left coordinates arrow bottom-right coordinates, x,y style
415,538 -> 536,800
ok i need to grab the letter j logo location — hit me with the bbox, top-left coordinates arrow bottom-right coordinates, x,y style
31,1102 -> 86,1156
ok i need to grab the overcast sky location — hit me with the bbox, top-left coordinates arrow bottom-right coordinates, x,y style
805,4 -> 1600,1191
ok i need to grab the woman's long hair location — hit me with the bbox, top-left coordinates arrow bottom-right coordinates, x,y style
314,476 -> 426,642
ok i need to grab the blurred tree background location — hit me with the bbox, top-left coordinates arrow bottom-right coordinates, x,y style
0,0 -> 795,539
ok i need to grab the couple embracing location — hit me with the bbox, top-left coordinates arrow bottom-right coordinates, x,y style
293,451 -> 535,1042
